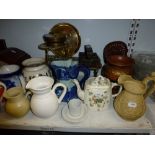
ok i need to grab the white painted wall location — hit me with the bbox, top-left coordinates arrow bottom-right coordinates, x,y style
134,19 -> 155,53
0,19 -> 131,64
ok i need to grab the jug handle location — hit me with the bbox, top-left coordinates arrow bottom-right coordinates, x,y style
0,82 -> 7,101
77,65 -> 90,89
111,83 -> 122,98
52,83 -> 67,103
25,91 -> 32,100
143,76 -> 155,99
69,65 -> 90,89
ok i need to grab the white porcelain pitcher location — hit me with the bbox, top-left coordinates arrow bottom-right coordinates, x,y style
26,76 -> 67,118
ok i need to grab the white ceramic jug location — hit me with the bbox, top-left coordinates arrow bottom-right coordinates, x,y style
26,76 -> 67,118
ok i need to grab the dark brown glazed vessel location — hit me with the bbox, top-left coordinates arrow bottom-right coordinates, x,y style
103,41 -> 128,63
101,55 -> 135,82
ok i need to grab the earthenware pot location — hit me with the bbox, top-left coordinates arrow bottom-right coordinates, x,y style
102,55 -> 135,82
3,87 -> 30,117
103,41 -> 128,63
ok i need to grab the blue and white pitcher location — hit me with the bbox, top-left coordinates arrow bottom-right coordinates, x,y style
0,65 -> 25,90
50,59 -> 90,102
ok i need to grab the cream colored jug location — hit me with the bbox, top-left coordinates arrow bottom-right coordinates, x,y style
3,87 -> 30,117
114,74 -> 155,121
26,76 -> 67,118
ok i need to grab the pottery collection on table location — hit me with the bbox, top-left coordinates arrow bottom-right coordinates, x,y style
0,23 -> 155,124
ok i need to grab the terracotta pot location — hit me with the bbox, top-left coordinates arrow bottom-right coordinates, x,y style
101,55 -> 135,82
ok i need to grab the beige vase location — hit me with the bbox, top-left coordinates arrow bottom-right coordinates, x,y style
3,87 -> 30,117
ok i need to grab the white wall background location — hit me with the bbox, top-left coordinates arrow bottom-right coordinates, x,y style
134,19 -> 155,53
0,19 -> 131,64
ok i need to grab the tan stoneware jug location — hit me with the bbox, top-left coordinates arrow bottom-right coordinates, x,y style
3,87 -> 30,117
114,74 -> 155,121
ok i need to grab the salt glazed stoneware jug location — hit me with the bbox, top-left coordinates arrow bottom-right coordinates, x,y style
114,74 -> 155,121
3,87 -> 30,117
26,76 -> 67,118
73,75 -> 122,111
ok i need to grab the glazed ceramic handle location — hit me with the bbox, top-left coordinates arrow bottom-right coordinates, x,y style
111,83 -> 122,98
76,65 -> 90,89
143,76 -> 155,99
25,90 -> 32,100
0,82 -> 7,101
52,83 -> 67,103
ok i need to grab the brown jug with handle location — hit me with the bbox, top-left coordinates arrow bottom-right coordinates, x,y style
114,74 -> 155,121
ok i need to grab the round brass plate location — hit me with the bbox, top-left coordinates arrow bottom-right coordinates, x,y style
47,23 -> 81,58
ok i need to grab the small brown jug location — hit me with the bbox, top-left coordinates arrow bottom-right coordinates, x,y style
114,74 -> 155,121
3,87 -> 30,117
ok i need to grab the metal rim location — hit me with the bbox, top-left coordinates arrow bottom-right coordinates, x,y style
49,23 -> 81,58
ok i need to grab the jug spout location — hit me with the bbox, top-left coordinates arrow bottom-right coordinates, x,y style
25,82 -> 31,90
118,74 -> 133,85
73,79 -> 84,101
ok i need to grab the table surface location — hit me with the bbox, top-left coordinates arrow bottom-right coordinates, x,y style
0,98 -> 154,134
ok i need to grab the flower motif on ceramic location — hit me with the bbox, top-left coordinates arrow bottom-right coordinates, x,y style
92,76 -> 109,86
88,89 -> 109,110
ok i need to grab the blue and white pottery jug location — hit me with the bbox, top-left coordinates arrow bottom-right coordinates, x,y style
50,59 -> 90,102
0,65 -> 25,89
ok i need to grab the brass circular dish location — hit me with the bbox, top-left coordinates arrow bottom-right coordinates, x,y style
40,23 -> 81,58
